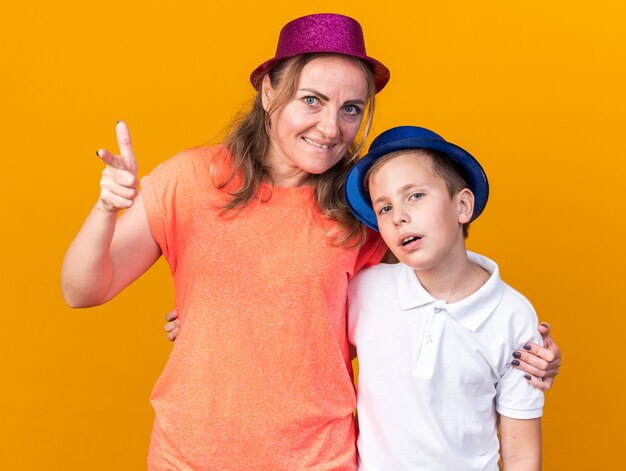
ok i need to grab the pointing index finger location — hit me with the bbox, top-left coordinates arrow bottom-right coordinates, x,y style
116,121 -> 138,174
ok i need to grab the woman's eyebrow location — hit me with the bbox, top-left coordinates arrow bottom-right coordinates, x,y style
299,88 -> 365,105
300,88 -> 329,101
345,99 -> 366,105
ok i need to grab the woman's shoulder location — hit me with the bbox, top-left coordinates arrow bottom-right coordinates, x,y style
153,144 -> 231,174
143,145 -> 235,188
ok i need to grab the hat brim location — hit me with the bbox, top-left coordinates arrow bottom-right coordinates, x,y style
250,52 -> 390,93
345,138 -> 489,231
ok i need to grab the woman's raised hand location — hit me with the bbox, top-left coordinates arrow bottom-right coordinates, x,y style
62,120 -> 162,308
96,121 -> 139,212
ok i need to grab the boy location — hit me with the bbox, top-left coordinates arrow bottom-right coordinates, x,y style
344,126 -> 543,470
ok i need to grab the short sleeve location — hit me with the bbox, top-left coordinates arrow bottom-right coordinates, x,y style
141,147 -> 219,274
352,228 -> 387,279
495,300 -> 545,419
141,171 -> 171,265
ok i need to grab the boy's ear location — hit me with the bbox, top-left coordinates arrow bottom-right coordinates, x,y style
456,188 -> 475,224
261,75 -> 274,112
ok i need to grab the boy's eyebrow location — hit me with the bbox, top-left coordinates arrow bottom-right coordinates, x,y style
372,183 -> 420,204
372,195 -> 388,205
299,88 -> 365,105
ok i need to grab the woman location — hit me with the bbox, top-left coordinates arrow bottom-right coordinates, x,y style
62,13 -> 560,470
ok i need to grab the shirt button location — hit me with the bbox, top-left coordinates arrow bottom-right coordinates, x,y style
433,307 -> 442,313
426,335 -> 434,343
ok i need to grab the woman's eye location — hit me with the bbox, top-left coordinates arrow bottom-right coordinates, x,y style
303,96 -> 318,106
343,104 -> 361,115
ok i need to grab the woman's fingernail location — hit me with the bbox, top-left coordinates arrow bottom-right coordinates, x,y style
512,352 -> 522,359
524,374 -> 532,380
540,322 -> 550,328
96,150 -> 100,157
523,344 -> 532,351
511,360 -> 520,366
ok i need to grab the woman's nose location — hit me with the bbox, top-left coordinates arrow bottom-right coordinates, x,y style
316,110 -> 339,139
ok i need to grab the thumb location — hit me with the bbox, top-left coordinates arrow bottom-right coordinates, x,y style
96,149 -> 135,175
538,322 -> 553,347
538,322 -> 551,336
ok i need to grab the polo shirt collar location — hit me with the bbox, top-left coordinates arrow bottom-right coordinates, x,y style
397,251 -> 506,332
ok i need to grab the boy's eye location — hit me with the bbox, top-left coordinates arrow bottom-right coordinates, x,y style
409,192 -> 424,201
303,96 -> 318,106
378,205 -> 392,215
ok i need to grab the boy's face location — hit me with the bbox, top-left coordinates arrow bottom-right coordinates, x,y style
368,151 -> 473,272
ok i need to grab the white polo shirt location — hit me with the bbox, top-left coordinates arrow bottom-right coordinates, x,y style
348,252 -> 544,471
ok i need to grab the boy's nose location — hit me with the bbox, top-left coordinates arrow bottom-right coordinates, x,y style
392,208 -> 410,226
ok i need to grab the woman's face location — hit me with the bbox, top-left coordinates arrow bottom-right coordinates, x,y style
262,55 -> 369,187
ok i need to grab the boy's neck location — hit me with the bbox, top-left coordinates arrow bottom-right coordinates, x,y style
413,247 -> 490,304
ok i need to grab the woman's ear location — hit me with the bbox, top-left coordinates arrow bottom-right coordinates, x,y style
261,75 -> 273,112
456,188 -> 475,224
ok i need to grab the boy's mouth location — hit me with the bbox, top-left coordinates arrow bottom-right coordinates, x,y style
401,235 -> 422,246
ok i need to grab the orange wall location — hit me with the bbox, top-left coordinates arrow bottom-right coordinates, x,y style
1,1 -> 624,469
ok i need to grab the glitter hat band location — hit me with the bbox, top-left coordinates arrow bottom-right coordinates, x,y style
250,13 -> 390,92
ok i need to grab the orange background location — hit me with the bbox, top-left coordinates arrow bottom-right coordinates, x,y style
1,1 -> 624,469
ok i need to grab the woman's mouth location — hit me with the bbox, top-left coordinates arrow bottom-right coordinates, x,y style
302,137 -> 336,149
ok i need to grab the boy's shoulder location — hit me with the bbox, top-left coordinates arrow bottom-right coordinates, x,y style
492,279 -> 538,333
468,252 -> 538,335
499,280 -> 535,313
349,262 -> 403,297
352,262 -> 403,284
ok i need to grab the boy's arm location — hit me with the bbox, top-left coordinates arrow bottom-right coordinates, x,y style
500,416 -> 542,471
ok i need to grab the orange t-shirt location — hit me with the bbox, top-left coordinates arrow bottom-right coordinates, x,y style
141,146 -> 387,470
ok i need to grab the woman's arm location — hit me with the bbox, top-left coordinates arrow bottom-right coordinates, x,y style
61,122 -> 161,307
512,323 -> 562,391
500,416 -> 541,471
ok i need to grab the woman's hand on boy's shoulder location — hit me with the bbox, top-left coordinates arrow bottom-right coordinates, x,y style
512,322 -> 562,391
165,310 -> 180,341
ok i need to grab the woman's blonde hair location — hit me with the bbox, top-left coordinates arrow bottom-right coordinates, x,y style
214,53 -> 377,246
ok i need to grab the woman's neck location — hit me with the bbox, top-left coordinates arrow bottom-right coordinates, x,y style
264,149 -> 312,188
